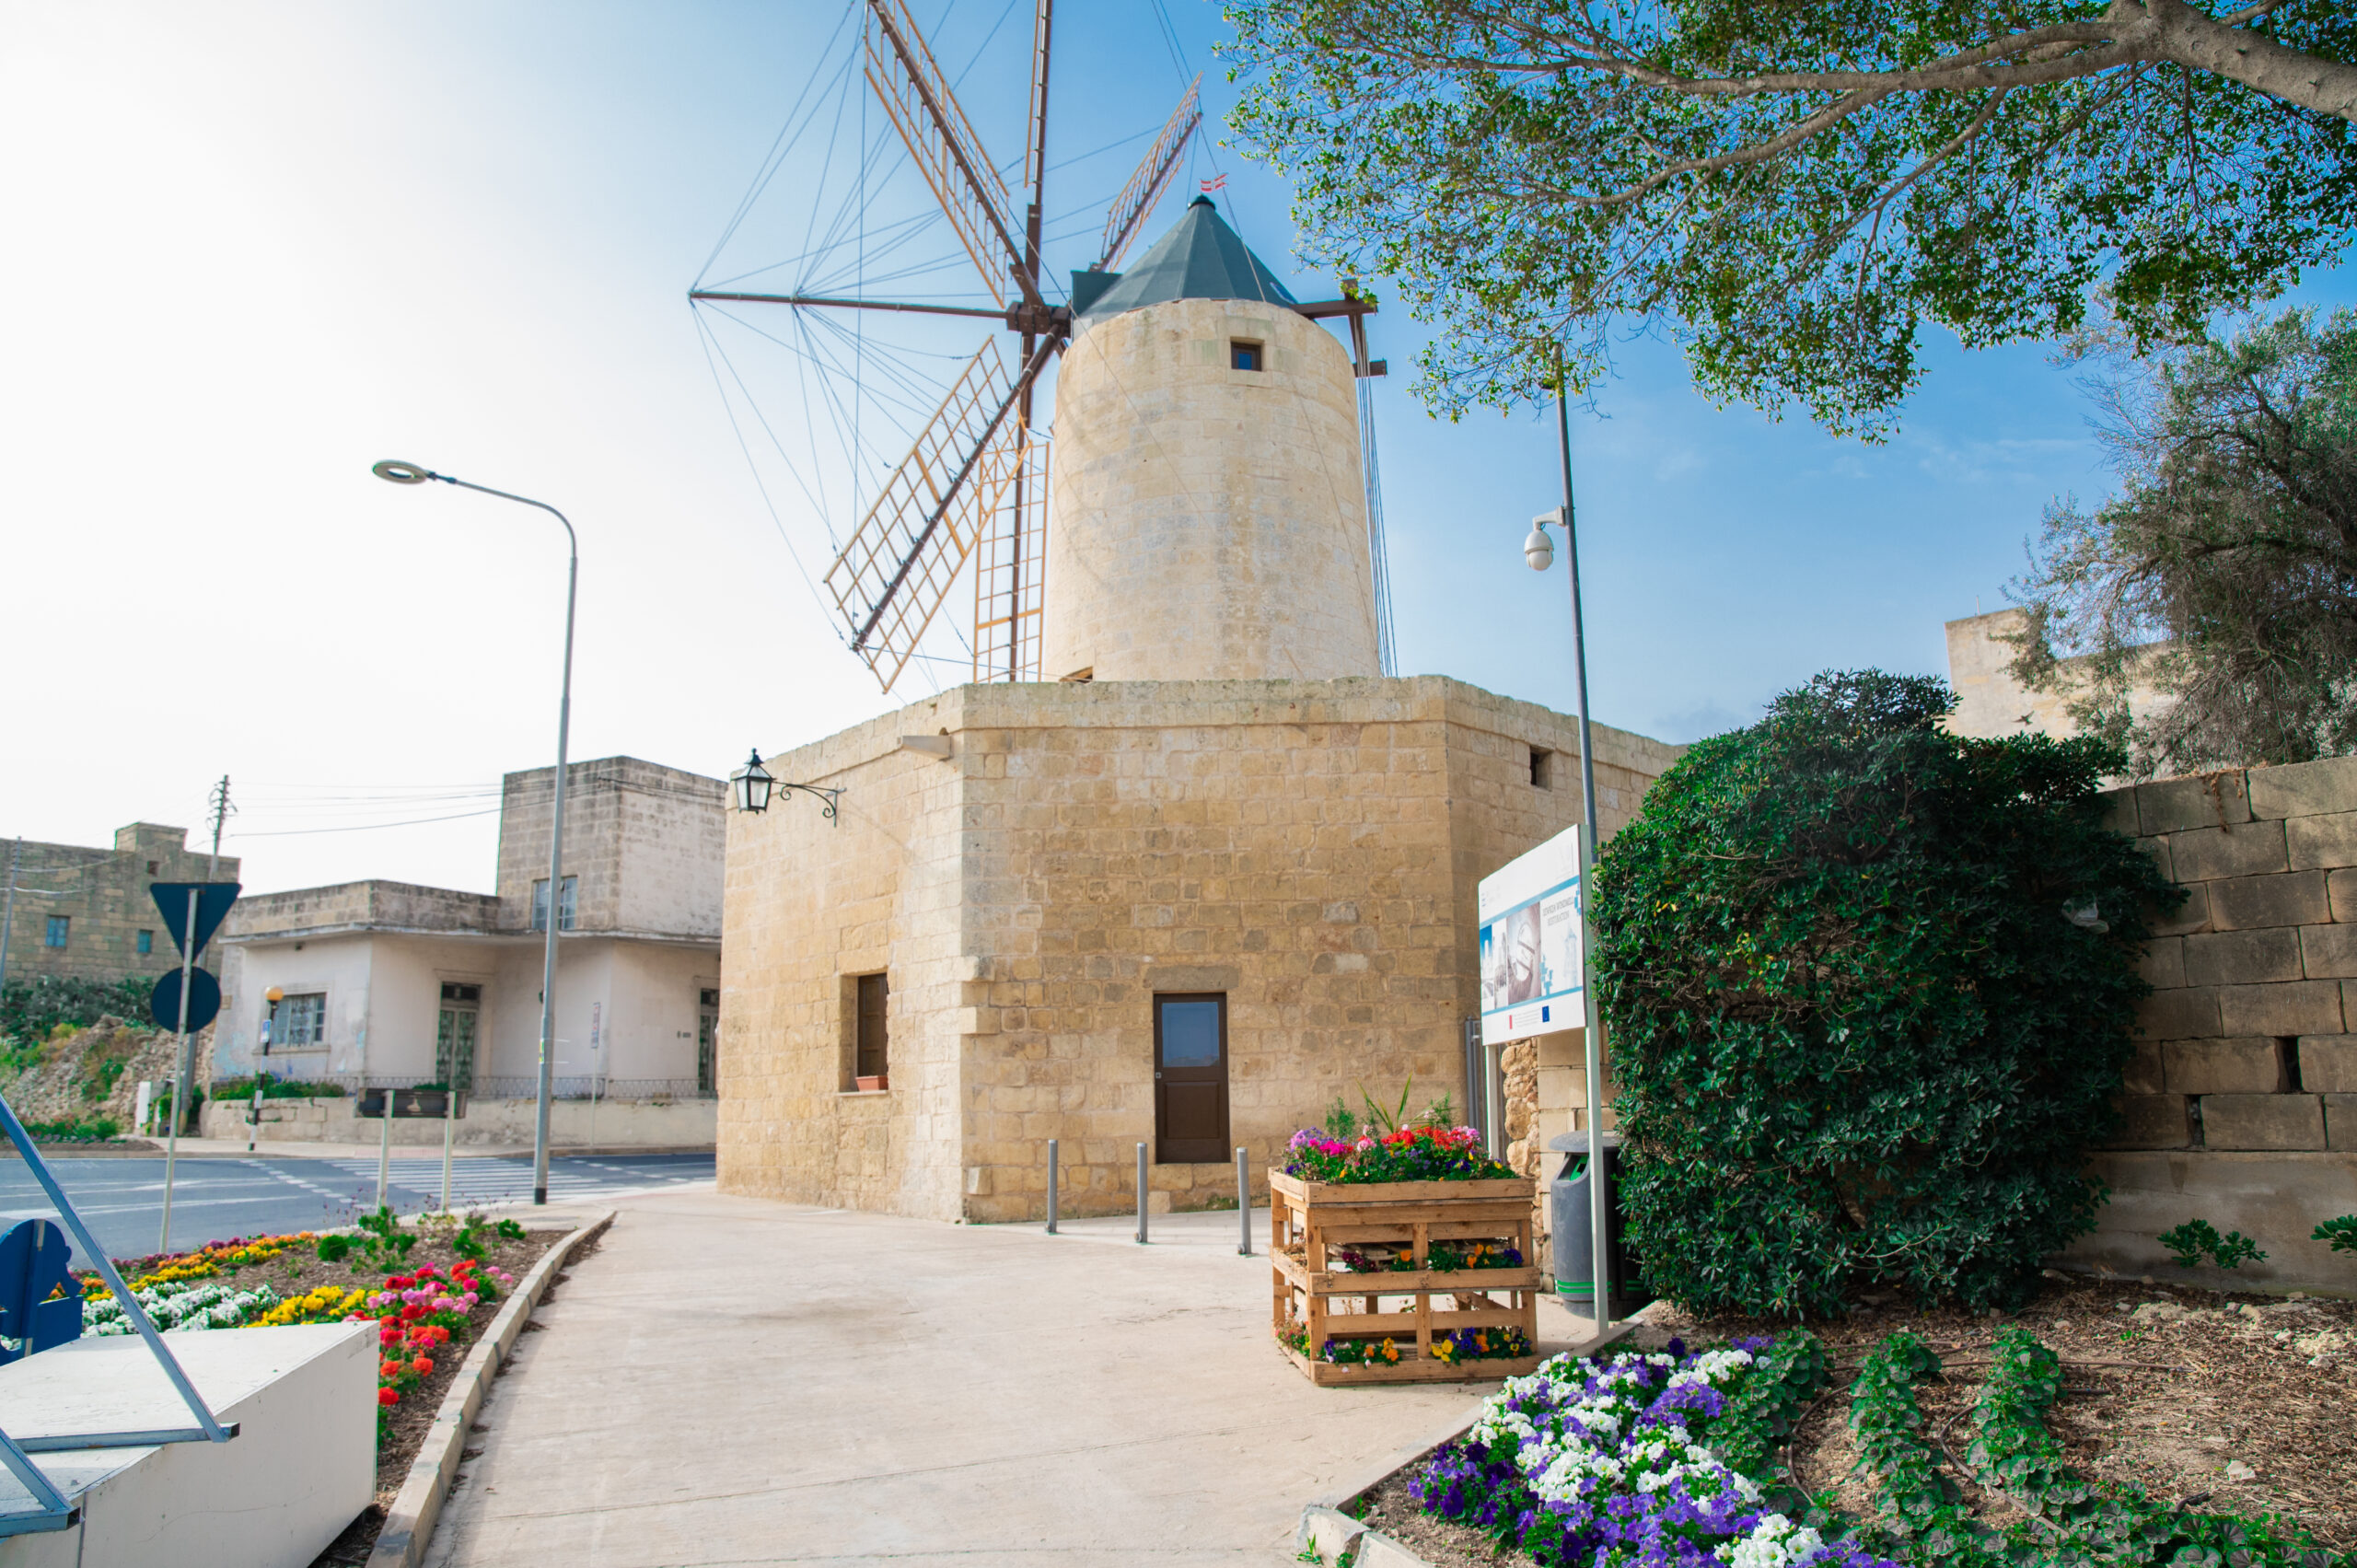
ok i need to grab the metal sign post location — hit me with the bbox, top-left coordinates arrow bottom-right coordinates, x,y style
146,881 -> 238,1255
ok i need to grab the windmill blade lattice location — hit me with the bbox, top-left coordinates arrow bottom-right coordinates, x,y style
825,342 -> 1028,692
862,0 -> 1022,308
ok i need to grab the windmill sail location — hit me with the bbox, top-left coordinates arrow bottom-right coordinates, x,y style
825,340 -> 1056,692
1096,76 -> 1202,273
863,0 -> 1025,308
971,427 -> 1050,682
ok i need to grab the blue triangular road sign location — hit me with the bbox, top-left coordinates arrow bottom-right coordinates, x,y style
150,882 -> 240,958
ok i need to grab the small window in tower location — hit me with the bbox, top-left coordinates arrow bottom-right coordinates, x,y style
137,930 -> 154,956
1230,339 -> 1262,371
145,860 -> 159,876
854,972 -> 889,1090
1530,748 -> 1553,789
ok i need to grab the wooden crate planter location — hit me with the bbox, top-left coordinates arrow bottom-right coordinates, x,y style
1270,1168 -> 1543,1386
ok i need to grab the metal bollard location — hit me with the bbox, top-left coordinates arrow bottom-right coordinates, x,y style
1236,1145 -> 1250,1256
1046,1139 -> 1059,1234
1135,1142 -> 1148,1244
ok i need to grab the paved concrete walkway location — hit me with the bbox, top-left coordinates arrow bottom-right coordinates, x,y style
423,1190 -> 1538,1567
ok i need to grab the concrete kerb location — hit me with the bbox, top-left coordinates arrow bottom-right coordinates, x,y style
1292,1319 -> 1641,1567
364,1208 -> 617,1568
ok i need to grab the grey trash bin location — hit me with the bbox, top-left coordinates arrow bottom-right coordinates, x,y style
1549,1130 -> 1649,1319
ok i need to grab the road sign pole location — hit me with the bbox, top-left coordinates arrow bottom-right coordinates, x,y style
158,888 -> 199,1254
377,1099 -> 392,1212
441,1091 -> 456,1213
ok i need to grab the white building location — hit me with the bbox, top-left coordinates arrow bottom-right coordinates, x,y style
211,757 -> 724,1147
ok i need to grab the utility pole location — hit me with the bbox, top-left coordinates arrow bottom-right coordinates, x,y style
0,838 -> 20,993
205,776 -> 232,877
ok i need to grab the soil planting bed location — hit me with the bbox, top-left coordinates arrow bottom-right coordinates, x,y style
141,1222 -> 573,1568
1341,1273 -> 2355,1568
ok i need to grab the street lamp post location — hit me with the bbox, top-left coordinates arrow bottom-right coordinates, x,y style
1520,377 -> 1613,1342
373,459 -> 575,1205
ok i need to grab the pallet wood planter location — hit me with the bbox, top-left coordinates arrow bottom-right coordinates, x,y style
1270,1168 -> 1542,1386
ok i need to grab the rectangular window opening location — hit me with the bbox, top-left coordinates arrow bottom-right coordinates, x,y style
43,916 -> 68,949
1530,748 -> 1553,789
530,875 -> 579,933
136,929 -> 154,956
1229,339 -> 1262,372
698,988 -> 720,1096
277,993 -> 327,1048
1153,993 -> 1229,1164
435,983 -> 481,1091
854,972 -> 888,1088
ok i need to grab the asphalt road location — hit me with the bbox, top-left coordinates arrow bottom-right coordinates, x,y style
0,1152 -> 716,1262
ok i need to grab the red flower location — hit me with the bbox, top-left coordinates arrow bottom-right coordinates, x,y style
380,1359 -> 401,1377
377,1388 -> 399,1406
400,1304 -> 426,1321
412,1357 -> 435,1376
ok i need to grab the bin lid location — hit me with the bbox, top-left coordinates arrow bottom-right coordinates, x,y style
1547,1131 -> 1621,1153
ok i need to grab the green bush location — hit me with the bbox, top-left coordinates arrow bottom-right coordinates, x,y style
209,1074 -> 346,1101
2160,1218 -> 2268,1270
24,1115 -> 121,1142
1591,670 -> 2177,1317
0,976 -> 154,1041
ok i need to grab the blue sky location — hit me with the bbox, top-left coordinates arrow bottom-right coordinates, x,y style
4,1 -> 2349,896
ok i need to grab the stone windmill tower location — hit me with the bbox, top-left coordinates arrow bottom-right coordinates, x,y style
691,0 -> 1394,693
709,5 -> 1681,1225
1048,196 -> 1383,685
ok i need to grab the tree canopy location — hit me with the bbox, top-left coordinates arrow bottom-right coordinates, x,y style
1224,1 -> 2357,436
2010,306 -> 2357,775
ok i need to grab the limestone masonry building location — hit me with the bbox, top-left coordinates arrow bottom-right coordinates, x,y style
719,201 -> 1680,1222
212,757 -> 725,1148
1,824 -> 239,987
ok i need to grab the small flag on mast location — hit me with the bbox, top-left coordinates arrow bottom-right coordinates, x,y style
1200,172 -> 1227,192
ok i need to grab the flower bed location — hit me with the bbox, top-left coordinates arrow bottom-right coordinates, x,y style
1394,1310 -> 2355,1568
74,1216 -> 548,1447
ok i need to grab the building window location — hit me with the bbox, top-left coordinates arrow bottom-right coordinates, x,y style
136,930 -> 154,956
145,860 -> 158,876
530,875 -> 577,932
1153,993 -> 1229,1163
43,916 -> 68,949
1530,748 -> 1552,789
855,973 -> 888,1086
278,993 -> 327,1048
698,988 -> 720,1095
435,982 -> 481,1091
1230,340 -> 1262,372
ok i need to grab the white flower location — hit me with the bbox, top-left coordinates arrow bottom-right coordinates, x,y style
1723,1513 -> 1829,1568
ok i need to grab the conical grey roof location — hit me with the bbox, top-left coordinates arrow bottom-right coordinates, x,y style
1076,196 -> 1296,323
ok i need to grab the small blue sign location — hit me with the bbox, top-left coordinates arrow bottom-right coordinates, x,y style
150,968 -> 223,1033
0,1219 -> 83,1365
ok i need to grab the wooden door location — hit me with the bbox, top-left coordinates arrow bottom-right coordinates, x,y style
1154,993 -> 1227,1163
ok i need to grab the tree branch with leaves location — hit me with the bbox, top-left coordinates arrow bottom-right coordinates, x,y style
2008,306 -> 2357,774
1224,1 -> 2357,435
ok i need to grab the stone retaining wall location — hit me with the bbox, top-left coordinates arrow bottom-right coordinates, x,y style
2068,758 -> 2357,1290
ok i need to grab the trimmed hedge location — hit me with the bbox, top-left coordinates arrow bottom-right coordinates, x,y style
1592,670 -> 2176,1316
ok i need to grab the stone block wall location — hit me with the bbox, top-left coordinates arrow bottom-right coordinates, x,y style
2110,761 -> 2357,1158
2070,757 -> 2357,1290
0,824 -> 240,987
716,675 -> 1681,1224
495,757 -> 725,938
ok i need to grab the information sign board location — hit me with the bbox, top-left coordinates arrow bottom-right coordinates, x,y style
1478,823 -> 1585,1046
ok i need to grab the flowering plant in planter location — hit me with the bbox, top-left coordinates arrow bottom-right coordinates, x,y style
1282,1124 -> 1515,1184
1430,1326 -> 1534,1365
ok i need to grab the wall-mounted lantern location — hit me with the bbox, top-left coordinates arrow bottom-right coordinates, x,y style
728,749 -> 842,824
